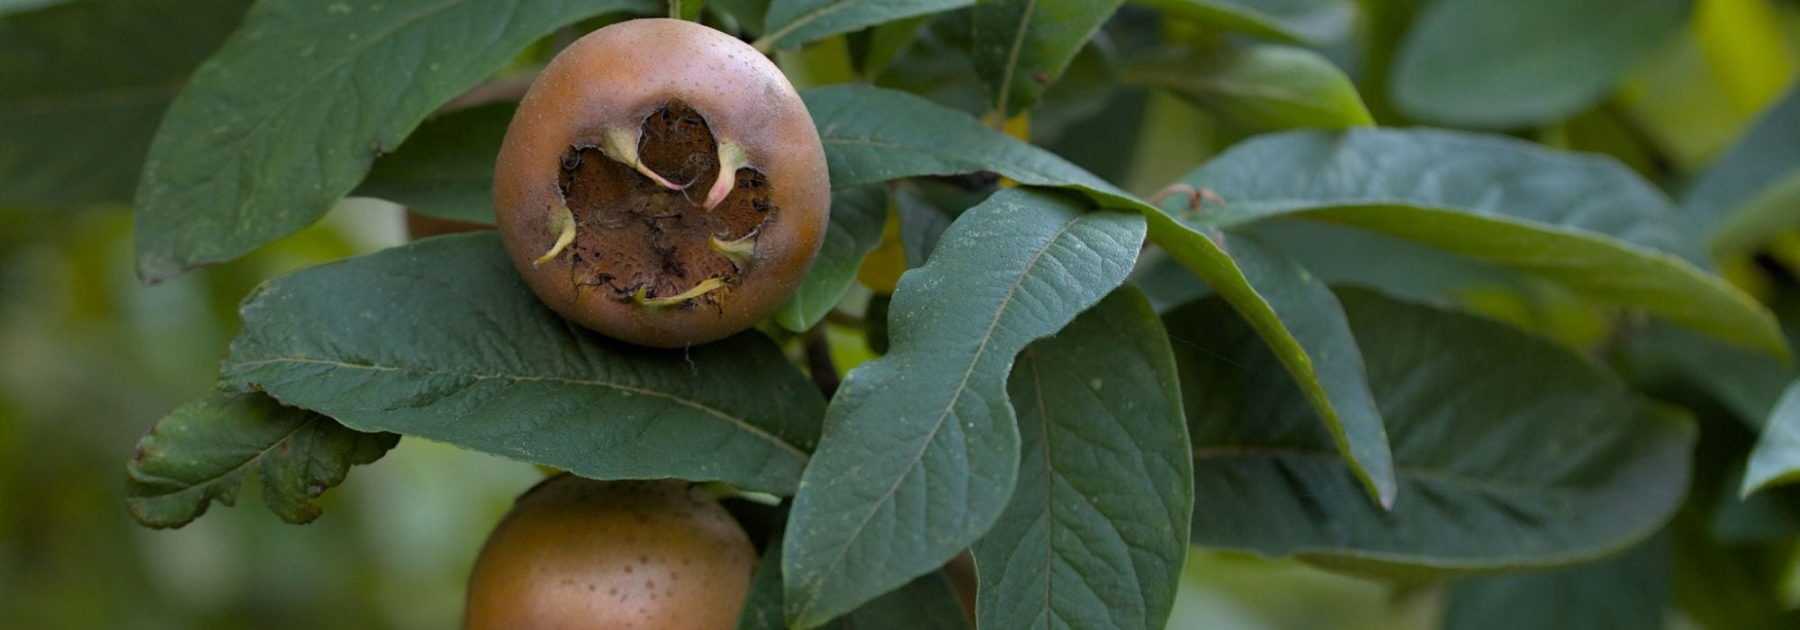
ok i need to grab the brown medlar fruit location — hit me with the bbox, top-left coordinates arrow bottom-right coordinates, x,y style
494,18 -> 830,348
463,476 -> 757,629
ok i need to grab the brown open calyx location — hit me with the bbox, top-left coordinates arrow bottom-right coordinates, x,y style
551,100 -> 772,308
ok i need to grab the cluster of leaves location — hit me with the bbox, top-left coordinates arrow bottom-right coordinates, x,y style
7,0 -> 1800,627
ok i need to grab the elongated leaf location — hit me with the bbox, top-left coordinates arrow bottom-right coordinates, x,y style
1171,289 -> 1696,574
757,0 -> 972,51
132,0 -> 658,282
973,287 -> 1190,630
971,0 -> 1123,117
1176,128 -> 1785,356
1444,537 -> 1670,630
0,0 -> 247,209
782,189 -> 1146,627
1685,86 -> 1800,255
1391,0 -> 1690,128
1743,383 -> 1800,496
125,392 -> 396,528
220,233 -> 822,495
803,83 -> 1397,504
1125,43 -> 1372,133
1132,0 -> 1354,45
1216,235 -> 1394,504
741,535 -> 970,630
775,186 -> 890,331
354,103 -> 513,224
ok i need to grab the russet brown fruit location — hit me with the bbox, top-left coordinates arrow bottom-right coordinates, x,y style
464,476 -> 757,629
493,18 -> 829,348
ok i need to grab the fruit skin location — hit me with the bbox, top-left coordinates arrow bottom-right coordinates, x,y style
464,476 -> 757,630
494,18 -> 830,348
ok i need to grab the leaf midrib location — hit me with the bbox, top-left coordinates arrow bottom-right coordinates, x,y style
230,354 -> 806,458
796,208 -> 1089,618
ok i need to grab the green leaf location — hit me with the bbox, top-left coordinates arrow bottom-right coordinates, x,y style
972,287 -> 1191,630
782,188 -> 1147,628
125,392 -> 397,528
895,182 -> 966,268
1215,234 -> 1394,504
354,103 -> 513,224
1171,289 -> 1696,574
740,534 -> 970,630
803,83 -> 1398,505
0,0 -> 68,17
1444,537 -> 1669,630
1176,128 -> 1786,357
710,0 -> 771,36
775,186 -> 890,331
132,0 -> 658,282
0,0 -> 247,209
219,233 -> 822,495
1391,0 -> 1690,128
971,0 -> 1124,117
1131,0 -> 1355,45
856,15 -> 930,79
1743,383 -> 1800,497
1124,43 -> 1372,133
1685,86 -> 1800,255
756,0 -> 972,52
1617,321 -> 1790,426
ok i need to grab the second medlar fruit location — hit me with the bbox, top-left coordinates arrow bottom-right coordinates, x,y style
494,18 -> 829,348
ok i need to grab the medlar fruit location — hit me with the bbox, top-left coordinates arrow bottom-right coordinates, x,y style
464,476 -> 757,629
494,18 -> 830,348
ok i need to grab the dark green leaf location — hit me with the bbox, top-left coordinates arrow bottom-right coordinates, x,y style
782,188 -> 1146,627
740,534 -> 970,630
804,83 -> 1398,505
973,287 -> 1190,630
0,0 -> 68,17
710,0 -> 771,36
971,0 -> 1124,117
1617,322 -> 1789,426
1132,0 -> 1355,45
895,183 -> 961,268
1125,43 -> 1372,133
1217,234 -> 1394,505
1171,289 -> 1696,574
354,103 -> 513,224
1177,128 -> 1786,357
1743,383 -> 1800,496
757,0 -> 972,52
775,186 -> 890,331
125,392 -> 396,528
1391,0 -> 1690,128
856,14 -> 930,79
132,0 -> 658,282
1444,536 -> 1669,630
1684,86 -> 1800,255
0,0 -> 247,209
220,233 -> 822,495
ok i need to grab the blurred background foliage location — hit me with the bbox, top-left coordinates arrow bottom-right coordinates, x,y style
4,0 -> 1800,628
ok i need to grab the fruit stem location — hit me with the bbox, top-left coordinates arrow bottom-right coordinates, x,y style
702,141 -> 750,211
601,127 -> 686,191
532,201 -> 577,267
632,277 -> 728,308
